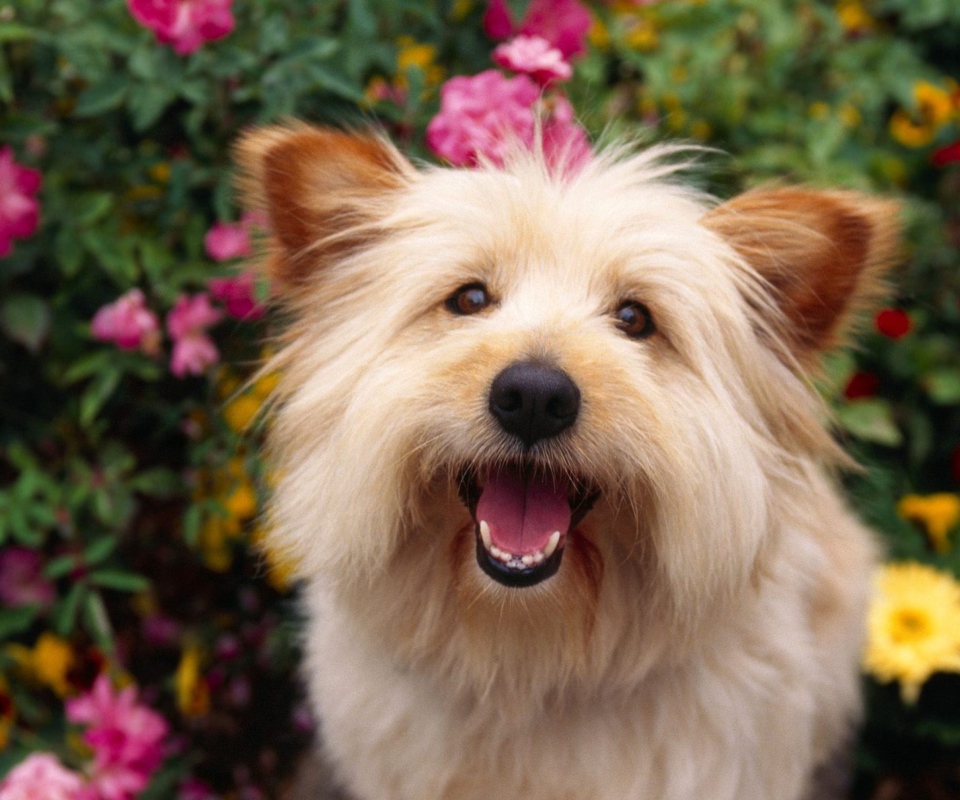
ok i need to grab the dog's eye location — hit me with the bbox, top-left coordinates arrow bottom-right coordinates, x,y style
614,301 -> 655,339
446,283 -> 492,316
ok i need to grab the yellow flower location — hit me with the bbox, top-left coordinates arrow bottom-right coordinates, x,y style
30,633 -> 74,697
223,393 -> 262,433
625,19 -> 658,52
689,120 -> 712,140
897,494 -> 960,553
147,162 -> 170,184
223,480 -> 257,521
890,81 -> 955,148
252,372 -> 280,399
588,18 -> 610,50
252,528 -> 299,592
863,562 -> 960,703
836,0 -> 874,34
809,102 -> 830,121
176,645 -> 211,717
396,37 -> 444,87
838,102 -> 862,128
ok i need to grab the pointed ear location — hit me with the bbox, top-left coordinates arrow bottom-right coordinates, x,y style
235,124 -> 414,289
702,187 -> 901,361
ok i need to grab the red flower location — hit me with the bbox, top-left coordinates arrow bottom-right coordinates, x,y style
843,371 -> 880,399
874,308 -> 911,339
0,146 -> 42,258
932,140 -> 960,167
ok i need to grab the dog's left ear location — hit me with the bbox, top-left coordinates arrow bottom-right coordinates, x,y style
236,124 -> 414,290
703,187 -> 900,362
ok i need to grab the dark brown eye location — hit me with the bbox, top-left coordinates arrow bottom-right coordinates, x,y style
615,301 -> 655,338
446,283 -> 492,316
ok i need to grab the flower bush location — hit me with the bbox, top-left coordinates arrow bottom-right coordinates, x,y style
1,0 -> 959,797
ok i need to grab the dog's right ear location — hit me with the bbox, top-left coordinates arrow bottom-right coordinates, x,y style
236,124 -> 414,289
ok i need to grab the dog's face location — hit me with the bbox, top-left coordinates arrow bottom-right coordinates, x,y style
240,127 -> 897,685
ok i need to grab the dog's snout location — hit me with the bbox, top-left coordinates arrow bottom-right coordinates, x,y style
489,362 -> 580,447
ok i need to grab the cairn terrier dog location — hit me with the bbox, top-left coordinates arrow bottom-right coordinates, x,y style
237,124 -> 898,800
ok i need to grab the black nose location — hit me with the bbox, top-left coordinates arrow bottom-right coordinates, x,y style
489,362 -> 580,447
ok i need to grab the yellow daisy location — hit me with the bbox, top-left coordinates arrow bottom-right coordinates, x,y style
863,562 -> 960,703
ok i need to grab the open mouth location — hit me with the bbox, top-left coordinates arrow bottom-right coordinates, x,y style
458,464 -> 598,588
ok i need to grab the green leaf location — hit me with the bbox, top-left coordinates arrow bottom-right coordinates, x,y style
836,399 -> 903,447
0,605 -> 41,640
0,23 -> 43,43
82,591 -> 115,653
74,75 -> 128,117
129,468 -> 181,497
307,64 -> 365,102
53,583 -> 86,637
128,84 -> 175,131
0,294 -> 51,353
79,369 -> 121,427
83,536 -> 119,565
923,368 -> 960,405
89,569 -> 150,593
43,554 -> 79,579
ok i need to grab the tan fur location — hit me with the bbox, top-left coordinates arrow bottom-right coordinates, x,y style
241,125 -> 898,800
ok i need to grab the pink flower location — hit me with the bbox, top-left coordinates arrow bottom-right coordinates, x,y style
484,0 -> 592,59
170,333 -> 219,377
0,146 -> 42,258
493,35 -> 572,86
0,753 -> 85,800
208,271 -> 265,320
204,221 -> 251,262
67,675 -> 168,800
166,293 -> 222,378
0,547 -> 55,608
542,95 -> 592,171
90,289 -> 161,352
126,0 -> 234,56
427,70 -> 540,167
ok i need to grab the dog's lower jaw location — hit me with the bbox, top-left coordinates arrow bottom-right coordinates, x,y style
299,490 -> 874,800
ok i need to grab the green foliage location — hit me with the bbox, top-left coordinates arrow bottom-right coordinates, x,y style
1,0 -> 959,796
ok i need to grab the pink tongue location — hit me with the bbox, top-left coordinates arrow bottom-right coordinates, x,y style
475,466 -> 571,555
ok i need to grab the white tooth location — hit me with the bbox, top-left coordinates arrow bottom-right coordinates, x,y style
490,545 -> 502,558
533,552 -> 544,564
499,551 -> 512,563
521,555 -> 534,567
544,531 -> 561,559
479,520 -> 492,550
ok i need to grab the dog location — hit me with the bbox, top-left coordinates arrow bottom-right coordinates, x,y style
237,124 -> 899,800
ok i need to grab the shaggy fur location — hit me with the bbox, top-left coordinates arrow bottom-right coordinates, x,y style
237,125 -> 899,800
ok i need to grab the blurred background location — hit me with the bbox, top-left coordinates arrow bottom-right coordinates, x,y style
0,1 -> 958,797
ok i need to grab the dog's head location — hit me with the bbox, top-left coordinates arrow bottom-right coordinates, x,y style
239,125 -> 897,683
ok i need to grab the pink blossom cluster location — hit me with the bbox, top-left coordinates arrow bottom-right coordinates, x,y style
484,0 -> 592,59
0,753 -> 84,800
91,289 -> 161,353
167,293 -> 223,378
90,214 -> 265,376
428,0 -> 591,170
0,678 -> 168,800
493,35 -> 572,86
126,0 -> 235,56
204,211 -> 267,320
66,675 -> 169,800
0,146 -> 42,258
0,547 -> 55,608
